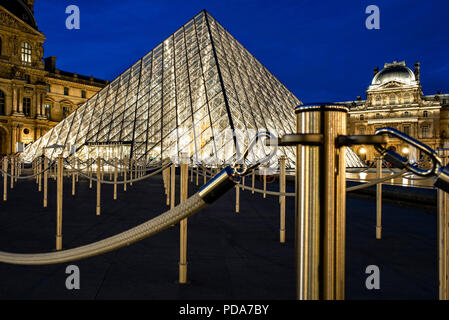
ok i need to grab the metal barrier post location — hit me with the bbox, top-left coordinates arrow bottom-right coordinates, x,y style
44,156 -> 48,207
296,104 -> 347,300
376,157 -> 382,239
38,157 -> 42,192
114,158 -> 118,200
124,157 -> 128,191
179,153 -> 189,284
56,154 -> 63,251
10,157 -> 14,189
438,149 -> 449,300
3,157 -> 7,201
280,156 -> 286,243
72,159 -> 76,196
170,163 -> 176,209
236,184 -> 240,213
96,157 -> 101,216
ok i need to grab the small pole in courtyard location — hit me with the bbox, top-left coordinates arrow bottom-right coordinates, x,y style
56,154 -> 63,251
376,157 -> 382,240
96,157 -> 101,216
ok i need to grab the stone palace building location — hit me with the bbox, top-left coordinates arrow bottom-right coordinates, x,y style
345,61 -> 449,163
0,0 -> 107,155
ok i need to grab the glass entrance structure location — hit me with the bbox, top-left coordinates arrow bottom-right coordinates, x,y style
22,10 -> 364,168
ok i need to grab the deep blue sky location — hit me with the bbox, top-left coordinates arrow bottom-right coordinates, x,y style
34,0 -> 449,102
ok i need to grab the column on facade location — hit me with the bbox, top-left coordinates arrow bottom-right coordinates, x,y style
40,92 -> 45,117
18,87 -> 23,114
11,125 -> 17,153
12,85 -> 18,114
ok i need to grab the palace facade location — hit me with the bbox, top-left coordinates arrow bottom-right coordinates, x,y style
346,61 -> 449,163
0,0 -> 107,155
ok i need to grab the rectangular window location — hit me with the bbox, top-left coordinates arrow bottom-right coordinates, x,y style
23,98 -> 31,117
403,125 -> 410,136
422,126 -> 429,138
44,104 -> 51,119
46,85 -> 51,93
81,90 -> 86,99
359,128 -> 365,135
62,106 -> 70,118
64,87 -> 69,96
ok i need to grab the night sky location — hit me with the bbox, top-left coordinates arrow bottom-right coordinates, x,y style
34,0 -> 449,103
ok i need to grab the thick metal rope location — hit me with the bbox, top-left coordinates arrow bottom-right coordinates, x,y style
0,193 -> 206,265
67,163 -> 170,185
346,169 -> 408,192
0,163 -> 55,180
237,183 -> 295,197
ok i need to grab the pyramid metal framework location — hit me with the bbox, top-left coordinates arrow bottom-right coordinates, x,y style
22,10 -> 364,168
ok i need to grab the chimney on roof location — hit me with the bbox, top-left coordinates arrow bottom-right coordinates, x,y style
44,56 -> 56,73
414,62 -> 420,83
373,67 -> 379,76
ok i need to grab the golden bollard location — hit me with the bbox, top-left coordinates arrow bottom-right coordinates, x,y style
170,163 -> 176,209
114,158 -> 118,200
438,150 -> 449,300
3,157 -> 7,201
96,157 -> 101,216
203,167 -> 206,185
235,185 -> 240,213
38,157 -> 42,192
279,156 -> 286,243
72,159 -> 76,196
56,154 -> 63,251
376,157 -> 382,240
89,159 -> 93,189
44,156 -> 48,208
130,158 -> 134,186
124,157 -> 128,192
295,104 -> 347,300
10,157 -> 14,189
179,153 -> 189,284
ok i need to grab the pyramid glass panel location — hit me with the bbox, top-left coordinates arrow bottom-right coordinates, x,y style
21,10 -> 364,168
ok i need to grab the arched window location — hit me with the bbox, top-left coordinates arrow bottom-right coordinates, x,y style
375,95 -> 381,106
0,90 -> 5,115
389,94 -> 397,105
21,42 -> 32,65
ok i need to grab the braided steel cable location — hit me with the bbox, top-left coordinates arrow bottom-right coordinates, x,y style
0,194 -> 206,265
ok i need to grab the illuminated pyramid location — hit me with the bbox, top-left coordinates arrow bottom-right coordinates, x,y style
22,10 -> 364,168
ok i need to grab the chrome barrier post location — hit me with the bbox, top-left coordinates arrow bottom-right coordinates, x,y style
43,156 -> 48,208
3,157 -> 7,201
56,154 -> 63,251
376,157 -> 382,239
96,157 -> 101,216
179,153 -> 189,284
170,162 -> 176,209
438,149 -> 449,300
114,158 -> 118,200
296,104 -> 347,300
235,184 -> 240,213
280,156 -> 286,243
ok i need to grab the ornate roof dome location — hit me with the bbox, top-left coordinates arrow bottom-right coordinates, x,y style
371,61 -> 416,86
0,0 -> 37,29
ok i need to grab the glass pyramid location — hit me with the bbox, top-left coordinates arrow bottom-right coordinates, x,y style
22,10 -> 364,168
